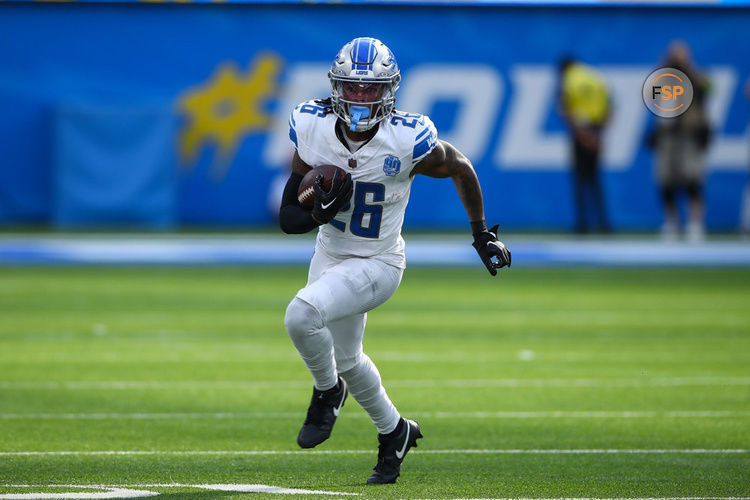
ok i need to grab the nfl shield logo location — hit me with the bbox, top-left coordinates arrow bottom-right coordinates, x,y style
383,155 -> 401,176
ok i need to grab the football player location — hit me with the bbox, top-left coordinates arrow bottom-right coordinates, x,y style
279,37 -> 511,484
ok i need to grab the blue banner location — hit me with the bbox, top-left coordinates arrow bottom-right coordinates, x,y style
53,103 -> 177,228
4,0 -> 750,6
1,3 -> 749,230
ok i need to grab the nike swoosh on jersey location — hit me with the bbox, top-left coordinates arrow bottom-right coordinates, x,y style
395,423 -> 410,459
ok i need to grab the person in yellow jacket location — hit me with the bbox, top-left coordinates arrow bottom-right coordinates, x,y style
558,56 -> 611,234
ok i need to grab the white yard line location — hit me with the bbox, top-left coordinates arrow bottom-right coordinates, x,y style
0,376 -> 748,390
1,487 -> 747,500
0,412 -> 302,420
0,484 -> 358,498
0,449 -> 746,457
418,449 -> 749,454
1,410 -> 748,420
424,410 -> 750,418
0,486 -> 158,499
416,498 -> 750,500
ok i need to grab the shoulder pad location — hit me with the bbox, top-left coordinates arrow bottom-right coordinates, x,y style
289,99 -> 334,149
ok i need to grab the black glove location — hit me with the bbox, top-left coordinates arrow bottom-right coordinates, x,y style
311,170 -> 353,224
472,224 -> 511,276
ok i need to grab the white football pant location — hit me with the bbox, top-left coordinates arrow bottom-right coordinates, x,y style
284,250 -> 403,434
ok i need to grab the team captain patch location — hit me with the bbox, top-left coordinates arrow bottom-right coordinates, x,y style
383,155 -> 401,176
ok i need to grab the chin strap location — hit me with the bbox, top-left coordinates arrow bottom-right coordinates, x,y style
349,106 -> 370,131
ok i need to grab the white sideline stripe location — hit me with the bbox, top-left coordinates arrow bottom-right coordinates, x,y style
0,449 -> 746,457
3,236 -> 750,266
1,376 -> 748,390
1,410 -> 749,420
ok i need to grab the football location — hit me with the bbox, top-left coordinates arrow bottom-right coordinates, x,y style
297,164 -> 346,210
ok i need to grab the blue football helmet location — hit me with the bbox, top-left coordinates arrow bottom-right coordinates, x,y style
328,37 -> 401,132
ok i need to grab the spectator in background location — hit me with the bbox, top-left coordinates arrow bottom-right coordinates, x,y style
558,56 -> 611,234
648,41 -> 711,242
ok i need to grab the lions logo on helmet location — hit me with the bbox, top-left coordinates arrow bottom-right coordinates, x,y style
328,37 -> 401,132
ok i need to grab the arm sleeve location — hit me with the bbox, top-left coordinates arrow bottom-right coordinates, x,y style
279,172 -> 320,234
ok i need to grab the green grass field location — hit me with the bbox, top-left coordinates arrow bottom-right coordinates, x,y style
1,266 -> 748,499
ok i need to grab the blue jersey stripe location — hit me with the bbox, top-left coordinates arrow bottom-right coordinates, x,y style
413,135 -> 434,160
288,121 -> 298,148
415,126 -> 430,142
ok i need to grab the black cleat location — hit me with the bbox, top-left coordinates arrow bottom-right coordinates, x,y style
366,418 -> 423,485
297,376 -> 347,449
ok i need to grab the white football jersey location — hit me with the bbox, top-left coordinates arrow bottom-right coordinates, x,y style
289,99 -> 438,269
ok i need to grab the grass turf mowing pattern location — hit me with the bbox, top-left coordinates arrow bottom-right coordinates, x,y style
0,266 -> 748,498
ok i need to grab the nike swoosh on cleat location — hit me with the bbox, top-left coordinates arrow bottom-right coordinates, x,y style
332,383 -> 346,417
321,199 -> 336,210
395,423 -> 410,459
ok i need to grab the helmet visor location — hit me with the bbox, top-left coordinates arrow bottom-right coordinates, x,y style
336,81 -> 387,104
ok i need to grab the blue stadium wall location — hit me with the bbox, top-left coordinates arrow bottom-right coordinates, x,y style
1,2 -> 749,230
